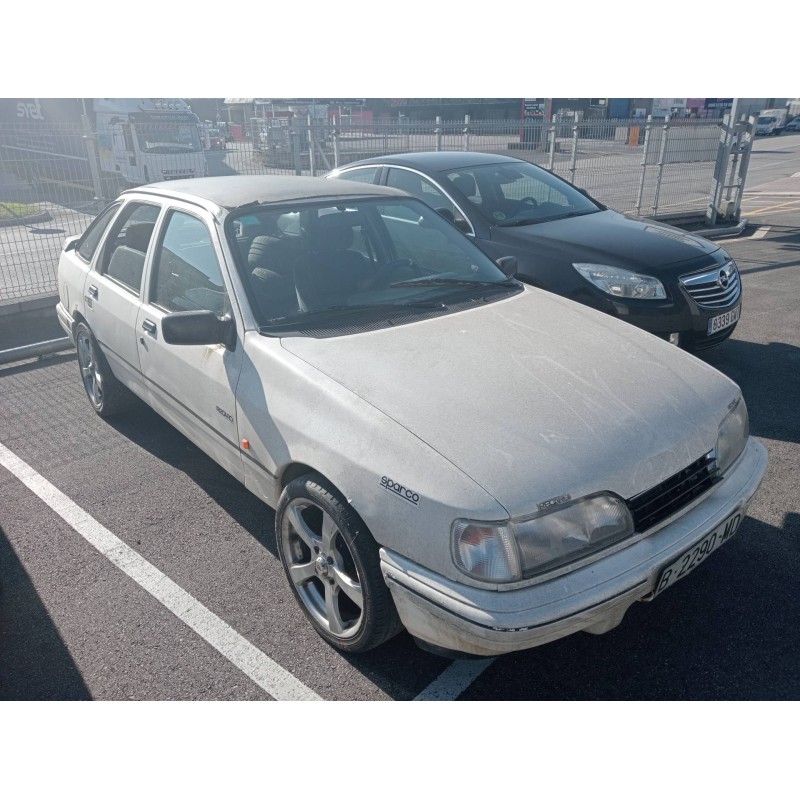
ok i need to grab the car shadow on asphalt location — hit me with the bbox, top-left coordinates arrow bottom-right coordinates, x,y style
0,524 -> 92,700
697,338 -> 800,445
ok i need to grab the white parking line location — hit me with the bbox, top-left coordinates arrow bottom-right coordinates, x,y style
750,226 -> 771,240
0,441 -> 321,702
413,657 -> 496,701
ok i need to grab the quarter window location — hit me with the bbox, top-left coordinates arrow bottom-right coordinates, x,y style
150,211 -> 227,314
76,202 -> 121,263
336,167 -> 379,184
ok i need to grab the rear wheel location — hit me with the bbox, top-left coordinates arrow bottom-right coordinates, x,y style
75,322 -> 133,417
276,474 -> 402,652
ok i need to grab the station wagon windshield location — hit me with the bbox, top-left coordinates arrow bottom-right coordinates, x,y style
227,197 -> 518,331
442,161 -> 601,226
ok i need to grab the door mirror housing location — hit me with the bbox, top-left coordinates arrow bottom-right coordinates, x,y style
63,235 -> 80,252
161,311 -> 235,349
495,256 -> 518,277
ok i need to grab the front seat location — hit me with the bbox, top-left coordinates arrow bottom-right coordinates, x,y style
294,214 -> 370,312
247,234 -> 299,319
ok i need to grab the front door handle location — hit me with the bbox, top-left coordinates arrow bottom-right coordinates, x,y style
142,319 -> 157,335
87,285 -> 98,299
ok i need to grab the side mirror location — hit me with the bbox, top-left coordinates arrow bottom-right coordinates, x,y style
454,216 -> 471,234
161,311 -> 235,349
495,256 -> 518,277
435,207 -> 456,223
63,235 -> 80,252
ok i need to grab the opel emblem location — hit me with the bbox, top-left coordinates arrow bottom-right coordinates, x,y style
717,269 -> 730,289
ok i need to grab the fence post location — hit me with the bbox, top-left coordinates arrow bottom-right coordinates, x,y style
81,112 -> 105,204
635,116 -> 653,216
547,121 -> 557,170
307,116 -> 316,177
569,124 -> 579,184
706,113 -> 734,226
651,119 -> 670,216
435,116 -> 442,151
332,117 -> 340,169
730,115 -> 755,221
463,115 -> 470,151
291,127 -> 302,176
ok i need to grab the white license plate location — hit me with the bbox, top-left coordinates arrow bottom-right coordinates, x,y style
707,305 -> 740,335
653,511 -> 743,597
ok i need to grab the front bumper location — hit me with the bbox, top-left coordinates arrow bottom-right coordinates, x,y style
380,437 -> 768,657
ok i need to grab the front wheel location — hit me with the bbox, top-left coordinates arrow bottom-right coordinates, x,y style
276,474 -> 402,652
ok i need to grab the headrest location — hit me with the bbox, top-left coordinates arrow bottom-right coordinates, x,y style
451,173 -> 477,197
315,213 -> 357,251
125,222 -> 155,254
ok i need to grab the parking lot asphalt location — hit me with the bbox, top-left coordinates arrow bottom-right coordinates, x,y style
0,211 -> 798,701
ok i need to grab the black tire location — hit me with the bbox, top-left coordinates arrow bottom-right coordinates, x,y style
276,474 -> 403,653
74,322 -> 134,418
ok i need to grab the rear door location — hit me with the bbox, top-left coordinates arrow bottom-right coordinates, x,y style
136,205 -> 245,481
84,200 -> 162,391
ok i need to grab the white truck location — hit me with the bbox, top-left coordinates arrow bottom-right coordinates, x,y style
755,109 -> 788,136
0,98 -> 207,196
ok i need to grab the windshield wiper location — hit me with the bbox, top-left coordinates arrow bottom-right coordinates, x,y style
389,276 -> 518,289
259,301 -> 446,331
497,209 -> 600,227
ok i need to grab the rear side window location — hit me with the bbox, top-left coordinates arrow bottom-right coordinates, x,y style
100,202 -> 161,293
76,203 -> 120,263
150,211 -> 227,314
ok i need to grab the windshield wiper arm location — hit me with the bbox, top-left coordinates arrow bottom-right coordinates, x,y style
259,301 -> 446,331
389,276 -> 518,289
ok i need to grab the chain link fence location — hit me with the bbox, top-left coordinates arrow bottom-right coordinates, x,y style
0,116 -> 746,303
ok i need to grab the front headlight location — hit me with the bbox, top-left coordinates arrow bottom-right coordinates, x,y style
716,397 -> 749,473
573,263 -> 666,299
452,494 -> 634,583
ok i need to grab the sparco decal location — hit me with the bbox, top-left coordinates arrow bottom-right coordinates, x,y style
380,476 -> 420,507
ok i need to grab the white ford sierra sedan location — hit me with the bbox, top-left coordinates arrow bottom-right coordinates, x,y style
56,176 -> 767,657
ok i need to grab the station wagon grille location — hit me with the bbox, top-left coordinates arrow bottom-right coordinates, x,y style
628,451 -> 720,532
679,262 -> 741,309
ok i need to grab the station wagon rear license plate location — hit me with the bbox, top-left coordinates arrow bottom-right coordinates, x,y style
653,511 -> 743,597
707,305 -> 740,335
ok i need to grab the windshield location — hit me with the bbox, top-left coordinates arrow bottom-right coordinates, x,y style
441,161 -> 601,226
226,197 -> 518,331
757,116 -> 774,124
135,122 -> 202,153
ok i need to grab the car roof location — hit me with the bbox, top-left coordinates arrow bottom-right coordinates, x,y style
335,150 -> 529,172
125,175 -> 407,213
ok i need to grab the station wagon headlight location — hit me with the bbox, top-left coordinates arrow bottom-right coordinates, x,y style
573,263 -> 666,300
453,494 -> 634,583
716,397 -> 749,474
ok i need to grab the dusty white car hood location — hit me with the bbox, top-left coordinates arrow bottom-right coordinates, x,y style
281,289 -> 739,517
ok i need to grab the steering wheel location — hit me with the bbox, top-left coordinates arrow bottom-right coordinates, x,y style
520,196 -> 539,207
365,258 -> 420,289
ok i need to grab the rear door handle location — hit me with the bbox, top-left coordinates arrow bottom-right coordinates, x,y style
87,285 -> 98,299
142,319 -> 157,335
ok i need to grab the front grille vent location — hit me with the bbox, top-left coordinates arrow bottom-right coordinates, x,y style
628,451 -> 720,532
680,262 -> 741,309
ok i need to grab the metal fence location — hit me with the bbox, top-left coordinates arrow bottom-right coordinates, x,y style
0,116 -> 749,303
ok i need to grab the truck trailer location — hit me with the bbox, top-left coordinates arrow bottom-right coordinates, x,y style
0,98 -> 207,197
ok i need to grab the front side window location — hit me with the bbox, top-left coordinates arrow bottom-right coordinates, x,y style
77,202 -> 121,263
227,197 -> 518,333
150,211 -> 227,314
385,168 -> 460,221
100,202 -> 161,293
442,162 -> 600,226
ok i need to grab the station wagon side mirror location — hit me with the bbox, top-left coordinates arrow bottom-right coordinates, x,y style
161,311 -> 236,349
495,256 -> 518,277
64,235 -> 80,252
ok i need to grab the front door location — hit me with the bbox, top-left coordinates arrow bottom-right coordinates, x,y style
136,207 -> 244,481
